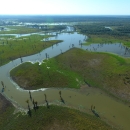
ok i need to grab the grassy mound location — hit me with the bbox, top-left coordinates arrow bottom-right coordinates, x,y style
10,59 -> 83,90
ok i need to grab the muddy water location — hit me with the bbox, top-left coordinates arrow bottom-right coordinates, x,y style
0,27 -> 130,129
43,88 -> 130,130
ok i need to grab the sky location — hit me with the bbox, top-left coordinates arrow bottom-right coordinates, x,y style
0,0 -> 130,15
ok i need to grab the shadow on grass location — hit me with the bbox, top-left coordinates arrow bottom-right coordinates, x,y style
84,79 -> 91,87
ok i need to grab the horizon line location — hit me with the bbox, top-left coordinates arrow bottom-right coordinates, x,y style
0,14 -> 130,16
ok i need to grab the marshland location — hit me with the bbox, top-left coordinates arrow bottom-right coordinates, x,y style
0,15 -> 130,130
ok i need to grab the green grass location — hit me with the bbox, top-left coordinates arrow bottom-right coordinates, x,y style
10,58 -> 83,90
83,34 -> 130,47
0,25 -> 66,34
54,48 -> 130,101
0,26 -> 40,34
11,48 -> 130,102
0,35 -> 15,38
0,106 -> 15,129
1,105 -> 115,130
0,34 -> 63,66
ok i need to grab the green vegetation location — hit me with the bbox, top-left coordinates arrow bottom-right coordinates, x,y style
53,48 -> 130,102
11,48 -> 130,102
0,93 -> 115,130
75,23 -> 130,47
0,35 -> 15,38
0,104 -> 115,130
84,34 -> 130,47
0,34 -> 63,66
0,94 -> 15,129
84,34 -> 121,45
0,25 -> 66,34
1,16 -> 130,130
10,58 -> 83,90
0,26 -> 40,34
0,106 -> 14,129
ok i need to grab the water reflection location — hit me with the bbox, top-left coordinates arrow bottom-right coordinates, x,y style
84,43 -> 130,57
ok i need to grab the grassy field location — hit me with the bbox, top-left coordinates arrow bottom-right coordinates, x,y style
75,23 -> 130,48
84,34 -> 130,47
0,25 -> 66,34
0,35 -> 15,38
0,34 -> 62,66
1,24 -> 130,129
53,48 -> 130,102
10,59 -> 83,90
0,94 -> 15,129
0,26 -> 40,34
0,93 -> 115,130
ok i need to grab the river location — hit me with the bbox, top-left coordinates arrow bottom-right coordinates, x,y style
0,26 -> 130,130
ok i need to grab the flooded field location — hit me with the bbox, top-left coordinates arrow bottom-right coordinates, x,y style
0,26 -> 130,129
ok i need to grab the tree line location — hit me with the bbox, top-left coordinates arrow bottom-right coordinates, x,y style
75,21 -> 130,37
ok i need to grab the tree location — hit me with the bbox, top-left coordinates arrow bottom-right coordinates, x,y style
26,100 -> 32,117
44,94 -> 49,108
44,94 -> 47,101
59,91 -> 65,104
59,91 -> 61,97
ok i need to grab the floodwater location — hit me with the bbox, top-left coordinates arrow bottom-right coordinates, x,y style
0,26 -> 72,38
0,26 -> 130,130
85,43 -> 130,57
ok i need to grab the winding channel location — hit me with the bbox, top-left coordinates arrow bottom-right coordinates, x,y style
0,27 -> 130,130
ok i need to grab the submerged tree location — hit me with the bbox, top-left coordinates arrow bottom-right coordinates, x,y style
91,105 -> 100,118
26,100 -> 32,117
44,94 -> 49,108
26,100 -> 29,107
59,91 -> 65,104
59,91 -> 61,97
1,81 -> 4,88
44,94 -> 47,101
35,101 -> 38,109
29,90 -> 32,101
